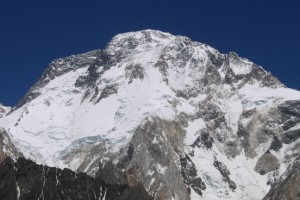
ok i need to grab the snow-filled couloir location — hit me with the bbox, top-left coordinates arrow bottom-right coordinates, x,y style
1,30 -> 300,200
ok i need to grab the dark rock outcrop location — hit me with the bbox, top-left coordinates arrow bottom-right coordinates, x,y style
0,105 -> 10,118
254,152 -> 280,175
263,167 -> 300,200
0,157 -> 152,200
96,84 -> 119,103
180,155 -> 206,196
0,129 -> 19,164
191,130 -> 214,149
213,159 -> 237,191
269,136 -> 283,152
125,64 -> 145,84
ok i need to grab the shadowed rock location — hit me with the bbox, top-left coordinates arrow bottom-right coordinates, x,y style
213,159 -> 237,191
0,157 -> 152,200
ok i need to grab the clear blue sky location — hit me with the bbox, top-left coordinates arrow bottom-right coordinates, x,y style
1,0 -> 300,106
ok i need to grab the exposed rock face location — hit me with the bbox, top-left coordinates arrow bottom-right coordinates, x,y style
255,152 -> 280,175
1,30 -> 300,199
213,159 -> 237,191
0,157 -> 152,200
0,128 -> 19,164
180,155 -> 206,196
0,104 -> 10,118
126,118 -> 188,200
96,83 -> 119,103
191,130 -> 214,149
263,166 -> 300,200
97,117 -> 190,200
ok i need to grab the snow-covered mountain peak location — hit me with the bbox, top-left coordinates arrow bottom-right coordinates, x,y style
109,29 -> 175,45
1,30 -> 300,200
12,30 -> 283,110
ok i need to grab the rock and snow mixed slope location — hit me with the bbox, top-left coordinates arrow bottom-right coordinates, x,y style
0,30 -> 300,200
0,104 -> 10,118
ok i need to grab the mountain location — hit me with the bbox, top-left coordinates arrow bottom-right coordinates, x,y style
0,30 -> 300,200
